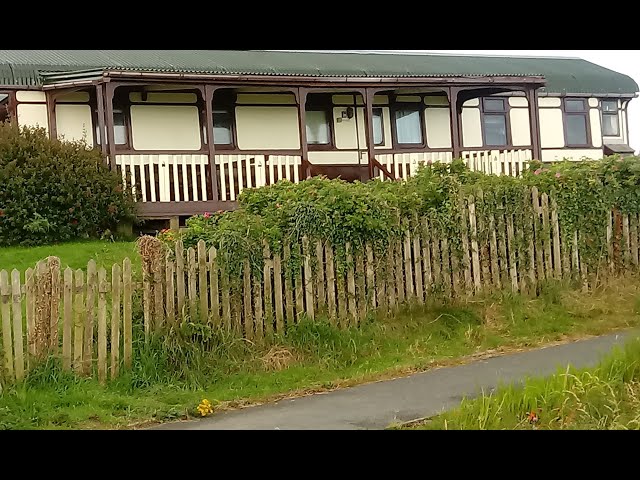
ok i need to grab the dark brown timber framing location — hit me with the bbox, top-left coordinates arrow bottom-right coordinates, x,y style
96,83 -> 107,161
526,88 -> 542,160
204,85 -> 219,202
295,88 -> 311,179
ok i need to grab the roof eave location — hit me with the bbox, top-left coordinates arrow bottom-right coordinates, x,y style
100,69 -> 547,87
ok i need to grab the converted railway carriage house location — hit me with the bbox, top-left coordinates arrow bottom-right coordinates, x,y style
0,50 -> 637,222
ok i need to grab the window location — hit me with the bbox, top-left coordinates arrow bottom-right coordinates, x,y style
95,109 -> 128,146
481,98 -> 508,147
306,109 -> 331,146
601,100 -> 620,136
0,93 -> 9,123
563,98 -> 589,146
393,106 -> 423,145
373,108 -> 384,146
212,108 -> 234,146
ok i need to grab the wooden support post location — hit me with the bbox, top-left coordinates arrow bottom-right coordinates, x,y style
296,88 -> 311,180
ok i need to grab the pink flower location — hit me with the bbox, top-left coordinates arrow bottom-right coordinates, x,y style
203,212 -> 211,219
555,173 -> 562,179
534,169 -> 542,175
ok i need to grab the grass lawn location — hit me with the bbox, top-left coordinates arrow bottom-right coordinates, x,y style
0,277 -> 639,430
0,240 -> 139,275
405,337 -> 640,430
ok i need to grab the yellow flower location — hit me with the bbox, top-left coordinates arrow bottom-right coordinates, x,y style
197,399 -> 214,417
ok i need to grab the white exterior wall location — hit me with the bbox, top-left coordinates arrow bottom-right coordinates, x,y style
425,108 -> 452,148
17,104 -> 48,132
56,104 -> 93,146
539,108 -> 565,148
130,105 -> 201,150
235,106 -> 300,150
541,149 -> 604,162
462,108 -> 483,148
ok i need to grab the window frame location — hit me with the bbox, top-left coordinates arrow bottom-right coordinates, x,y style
390,100 -> 426,149
562,97 -> 592,148
305,94 -> 335,151
372,107 -> 385,147
601,99 -> 620,137
480,97 -> 511,148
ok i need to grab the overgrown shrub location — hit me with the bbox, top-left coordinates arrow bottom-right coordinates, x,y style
160,155 -> 640,282
0,123 -> 136,246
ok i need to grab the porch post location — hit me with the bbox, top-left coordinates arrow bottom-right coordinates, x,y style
104,82 -> 117,171
296,87 -> 311,179
45,91 -> 58,141
363,88 -> 376,180
95,83 -> 108,161
204,85 -> 220,202
449,87 -> 462,159
526,87 -> 542,161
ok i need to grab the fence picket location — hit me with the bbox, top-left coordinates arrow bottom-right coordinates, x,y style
476,190 -> 491,290
346,243 -> 357,325
165,256 -> 175,325
25,268 -> 35,361
262,243 -> 273,336
0,270 -> 12,380
97,268 -> 107,384
273,250 -> 284,333
325,243 -> 337,322
208,247 -> 220,326
403,225 -> 414,300
541,194 -> 553,280
531,187 -> 545,282
123,258 -> 132,370
83,260 -> 97,374
421,218 -> 433,298
441,237 -> 452,298
468,196 -> 481,293
394,240 -> 405,304
34,261 -> 49,357
62,268 -> 73,370
187,247 -> 197,323
623,214 -> 631,267
316,241 -> 326,313
243,258 -> 253,340
551,196 -> 562,278
283,244 -> 295,326
73,269 -> 84,374
175,240 -> 186,321
11,270 -> 24,381
198,240 -> 208,324
302,236 -> 314,321
506,212 -> 519,292
221,268 -> 232,332
355,250 -> 366,322
488,212 -> 501,290
253,264 -> 263,342
631,214 -> 639,268
293,242 -> 304,322
386,239 -> 396,312
366,244 -> 375,309
111,264 -> 121,380
49,257 -> 60,353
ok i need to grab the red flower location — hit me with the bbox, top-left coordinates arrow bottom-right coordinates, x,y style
71,219 -> 78,225
203,212 -> 211,219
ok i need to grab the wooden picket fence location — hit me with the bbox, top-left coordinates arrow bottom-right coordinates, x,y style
1,186 -> 638,385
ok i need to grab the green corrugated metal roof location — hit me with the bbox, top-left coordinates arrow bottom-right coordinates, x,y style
0,50 -> 637,95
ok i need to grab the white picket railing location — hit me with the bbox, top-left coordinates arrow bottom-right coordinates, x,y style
375,152 -> 455,180
462,149 -> 533,177
216,154 -> 301,202
116,154 -> 209,203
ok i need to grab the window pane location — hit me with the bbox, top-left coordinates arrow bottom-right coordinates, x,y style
306,110 -> 330,145
394,108 -> 423,144
565,99 -> 586,112
483,115 -> 507,146
602,113 -> 619,136
95,110 -> 127,145
373,108 -> 384,146
213,109 -> 232,145
602,100 -> 618,113
483,98 -> 505,112
566,115 -> 588,145
113,111 -> 127,145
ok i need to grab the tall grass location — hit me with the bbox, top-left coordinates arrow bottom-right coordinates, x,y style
416,338 -> 640,430
0,276 -> 639,430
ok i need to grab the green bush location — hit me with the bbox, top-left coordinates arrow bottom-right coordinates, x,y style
0,123 -> 136,246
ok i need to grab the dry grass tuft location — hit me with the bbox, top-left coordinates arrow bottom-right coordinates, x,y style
261,347 -> 297,371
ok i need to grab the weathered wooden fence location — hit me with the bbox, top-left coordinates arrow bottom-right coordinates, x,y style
1,187 -> 638,385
